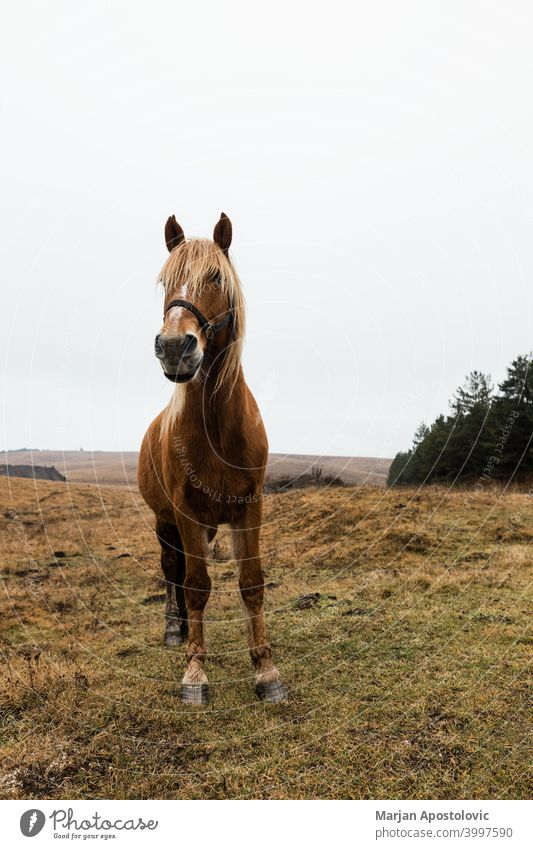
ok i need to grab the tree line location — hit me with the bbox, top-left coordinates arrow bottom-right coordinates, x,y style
387,354 -> 533,487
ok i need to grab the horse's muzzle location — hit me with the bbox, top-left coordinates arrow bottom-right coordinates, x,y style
154,333 -> 203,383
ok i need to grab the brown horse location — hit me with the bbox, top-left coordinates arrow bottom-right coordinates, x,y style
137,213 -> 287,705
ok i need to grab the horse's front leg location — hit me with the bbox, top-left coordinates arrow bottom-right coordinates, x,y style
177,518 -> 211,706
232,506 -> 288,703
156,520 -> 188,646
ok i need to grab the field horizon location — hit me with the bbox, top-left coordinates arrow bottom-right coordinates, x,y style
1,449 -> 391,488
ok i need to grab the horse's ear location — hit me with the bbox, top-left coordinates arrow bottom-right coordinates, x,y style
213,212 -> 232,256
164,215 -> 185,252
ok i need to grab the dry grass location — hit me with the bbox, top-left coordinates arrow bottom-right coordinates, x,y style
0,476 -> 531,799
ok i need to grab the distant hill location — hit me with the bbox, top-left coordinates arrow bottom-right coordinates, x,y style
266,453 -> 390,487
2,450 -> 391,487
0,464 -> 66,482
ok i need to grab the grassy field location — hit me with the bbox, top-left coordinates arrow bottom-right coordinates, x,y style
0,475 -> 531,799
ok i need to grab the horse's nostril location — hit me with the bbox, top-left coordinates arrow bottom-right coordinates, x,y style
183,334 -> 198,355
154,334 -> 164,357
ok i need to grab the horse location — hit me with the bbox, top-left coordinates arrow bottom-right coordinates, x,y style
137,213 -> 288,706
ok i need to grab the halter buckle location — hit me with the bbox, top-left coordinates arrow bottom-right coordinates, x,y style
204,324 -> 214,339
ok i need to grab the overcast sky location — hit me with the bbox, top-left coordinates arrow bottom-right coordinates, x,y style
1,2 -> 532,458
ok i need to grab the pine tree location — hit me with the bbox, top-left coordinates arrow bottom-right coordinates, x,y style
387,450 -> 412,486
450,370 -> 493,416
492,354 -> 533,477
447,371 -> 494,478
422,414 -> 454,482
388,356 -> 533,487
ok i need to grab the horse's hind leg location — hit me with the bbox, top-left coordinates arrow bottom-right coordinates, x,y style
156,520 -> 188,646
232,507 -> 288,703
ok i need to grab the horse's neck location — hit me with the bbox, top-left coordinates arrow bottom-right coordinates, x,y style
172,367 -> 245,449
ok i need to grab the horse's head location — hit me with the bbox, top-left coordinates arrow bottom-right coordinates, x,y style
155,213 -> 243,389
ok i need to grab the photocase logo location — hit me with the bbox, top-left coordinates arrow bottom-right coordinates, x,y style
20,809 -> 46,837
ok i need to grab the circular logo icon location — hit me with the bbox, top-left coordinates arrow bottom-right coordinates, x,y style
20,810 -> 46,837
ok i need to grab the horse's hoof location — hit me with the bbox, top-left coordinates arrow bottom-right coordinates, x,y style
164,630 -> 183,646
255,680 -> 288,704
181,683 -> 209,706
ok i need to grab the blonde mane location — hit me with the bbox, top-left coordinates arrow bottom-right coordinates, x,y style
158,239 -> 245,434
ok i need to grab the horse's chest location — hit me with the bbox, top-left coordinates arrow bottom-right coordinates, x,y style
177,451 -> 255,522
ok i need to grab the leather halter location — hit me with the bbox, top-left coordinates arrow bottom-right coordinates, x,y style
164,298 -> 233,340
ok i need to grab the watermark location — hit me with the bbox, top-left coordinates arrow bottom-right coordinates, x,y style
173,435 -> 263,504
6,800 -> 528,847
20,810 -> 46,837
475,410 -> 519,490
376,808 -> 489,822
375,807 -> 514,841
462,410 -> 519,508
19,807 -> 158,839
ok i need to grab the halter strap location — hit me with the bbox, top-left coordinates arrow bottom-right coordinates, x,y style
164,298 -> 233,340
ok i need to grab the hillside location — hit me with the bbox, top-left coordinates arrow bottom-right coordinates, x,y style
0,476 -> 531,799
2,450 -> 391,487
0,465 -> 66,482
1,450 -> 139,487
